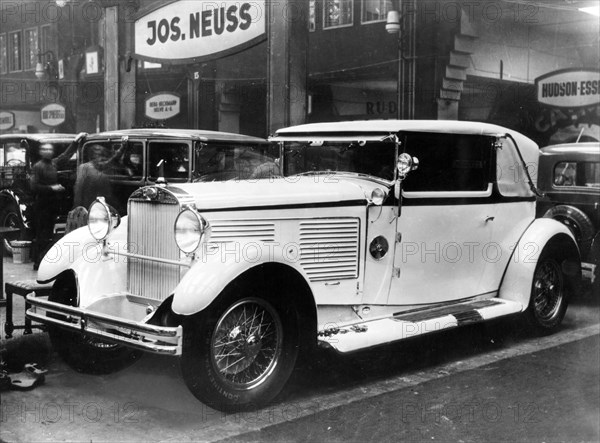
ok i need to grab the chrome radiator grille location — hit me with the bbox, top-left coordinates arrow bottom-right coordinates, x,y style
127,200 -> 180,300
299,218 -> 360,281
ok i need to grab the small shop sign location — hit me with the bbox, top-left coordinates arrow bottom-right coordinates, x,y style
535,69 -> 600,108
145,92 -> 181,120
134,0 -> 266,63
41,104 -> 66,127
0,111 -> 15,131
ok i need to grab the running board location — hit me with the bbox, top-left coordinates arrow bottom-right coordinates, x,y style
317,299 -> 523,353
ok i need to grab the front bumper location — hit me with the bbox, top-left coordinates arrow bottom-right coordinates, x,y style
26,295 -> 183,355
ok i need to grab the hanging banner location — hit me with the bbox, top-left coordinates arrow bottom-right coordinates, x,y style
0,111 -> 15,131
145,92 -> 181,120
134,0 -> 266,64
41,104 -> 66,127
535,69 -> 600,108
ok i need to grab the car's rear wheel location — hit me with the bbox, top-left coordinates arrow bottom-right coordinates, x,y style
47,272 -> 142,374
1,204 -> 25,256
182,284 -> 299,412
525,251 -> 570,333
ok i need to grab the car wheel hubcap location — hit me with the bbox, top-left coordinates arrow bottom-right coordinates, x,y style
211,298 -> 282,389
533,259 -> 563,322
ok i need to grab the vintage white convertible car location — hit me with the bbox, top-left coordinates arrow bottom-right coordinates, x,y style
28,120 -> 581,411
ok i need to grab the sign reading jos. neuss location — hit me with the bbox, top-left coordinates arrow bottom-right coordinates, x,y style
134,0 -> 266,63
145,93 -> 181,120
535,69 -> 600,108
41,104 -> 66,127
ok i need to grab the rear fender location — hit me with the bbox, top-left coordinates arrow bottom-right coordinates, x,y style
172,241 -> 311,315
498,218 -> 580,308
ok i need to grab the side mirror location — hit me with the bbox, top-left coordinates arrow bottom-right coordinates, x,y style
396,153 -> 419,180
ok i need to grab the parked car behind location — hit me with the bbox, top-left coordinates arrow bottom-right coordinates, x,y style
28,120 -> 580,412
0,133 -> 78,254
77,128 -> 276,215
537,142 -> 600,285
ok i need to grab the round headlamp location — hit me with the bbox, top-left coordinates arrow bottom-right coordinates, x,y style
370,188 -> 385,206
174,209 -> 209,254
397,153 -> 414,177
88,197 -> 120,241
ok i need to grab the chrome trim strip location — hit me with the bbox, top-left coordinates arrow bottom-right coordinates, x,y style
110,250 -> 191,268
26,295 -> 182,355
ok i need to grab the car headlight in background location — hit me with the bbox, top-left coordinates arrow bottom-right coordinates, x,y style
88,197 -> 120,241
174,208 -> 209,254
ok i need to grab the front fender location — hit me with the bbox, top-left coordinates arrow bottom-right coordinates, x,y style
172,241 -> 311,315
0,189 -> 31,228
38,216 -> 129,284
498,218 -> 579,307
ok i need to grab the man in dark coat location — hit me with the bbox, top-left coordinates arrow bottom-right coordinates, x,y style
73,137 -> 130,210
30,132 -> 87,269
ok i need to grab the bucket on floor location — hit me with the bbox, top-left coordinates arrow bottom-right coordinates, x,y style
11,240 -> 32,264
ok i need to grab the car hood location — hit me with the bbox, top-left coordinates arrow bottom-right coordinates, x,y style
169,176 -> 389,211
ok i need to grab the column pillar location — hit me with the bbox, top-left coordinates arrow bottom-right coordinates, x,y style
267,1 -> 308,134
103,6 -> 119,130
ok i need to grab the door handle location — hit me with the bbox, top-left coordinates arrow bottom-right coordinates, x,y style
485,216 -> 495,223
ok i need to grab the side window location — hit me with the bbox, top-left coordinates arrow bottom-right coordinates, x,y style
553,162 -> 576,187
402,133 -> 493,193
105,142 -> 144,180
81,141 -> 144,180
4,142 -> 26,165
582,162 -> 600,188
148,141 -> 190,182
554,161 -> 600,188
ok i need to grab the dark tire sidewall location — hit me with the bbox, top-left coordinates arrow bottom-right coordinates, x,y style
182,284 -> 299,412
48,275 -> 141,374
1,205 -> 24,256
526,251 -> 570,333
544,205 -> 595,258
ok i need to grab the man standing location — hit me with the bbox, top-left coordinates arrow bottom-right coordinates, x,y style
30,132 -> 87,269
73,136 -> 130,210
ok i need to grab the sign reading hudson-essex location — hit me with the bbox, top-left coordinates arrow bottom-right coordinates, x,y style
134,0 -> 266,63
535,69 -> 600,108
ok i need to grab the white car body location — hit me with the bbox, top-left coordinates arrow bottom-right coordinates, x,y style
28,120 -> 581,411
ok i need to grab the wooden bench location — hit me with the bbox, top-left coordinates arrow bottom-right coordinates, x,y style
4,280 -> 53,338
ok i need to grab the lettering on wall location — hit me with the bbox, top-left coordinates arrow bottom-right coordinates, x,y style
144,92 -> 181,120
134,0 -> 266,63
0,111 -> 15,131
535,69 -> 600,108
41,104 -> 66,127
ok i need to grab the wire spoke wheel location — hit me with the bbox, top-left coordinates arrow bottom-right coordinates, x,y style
532,259 -> 564,322
211,298 -> 283,390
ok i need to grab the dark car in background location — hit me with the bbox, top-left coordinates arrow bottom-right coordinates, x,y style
0,133 -> 78,254
78,129 -> 277,215
537,142 -> 600,285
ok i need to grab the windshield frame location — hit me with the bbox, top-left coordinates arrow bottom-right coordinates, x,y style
278,134 -> 399,184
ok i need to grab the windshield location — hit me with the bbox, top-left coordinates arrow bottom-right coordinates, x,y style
282,141 -> 396,181
194,143 -> 280,181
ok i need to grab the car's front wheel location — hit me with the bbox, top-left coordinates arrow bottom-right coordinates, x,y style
47,272 -> 142,374
525,251 -> 570,333
182,285 -> 299,412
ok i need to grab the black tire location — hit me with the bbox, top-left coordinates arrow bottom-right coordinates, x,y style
543,205 -> 595,258
0,203 -> 25,256
47,272 -> 142,375
524,249 -> 570,334
181,282 -> 299,412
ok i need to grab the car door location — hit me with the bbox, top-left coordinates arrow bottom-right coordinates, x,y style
388,132 -> 497,305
